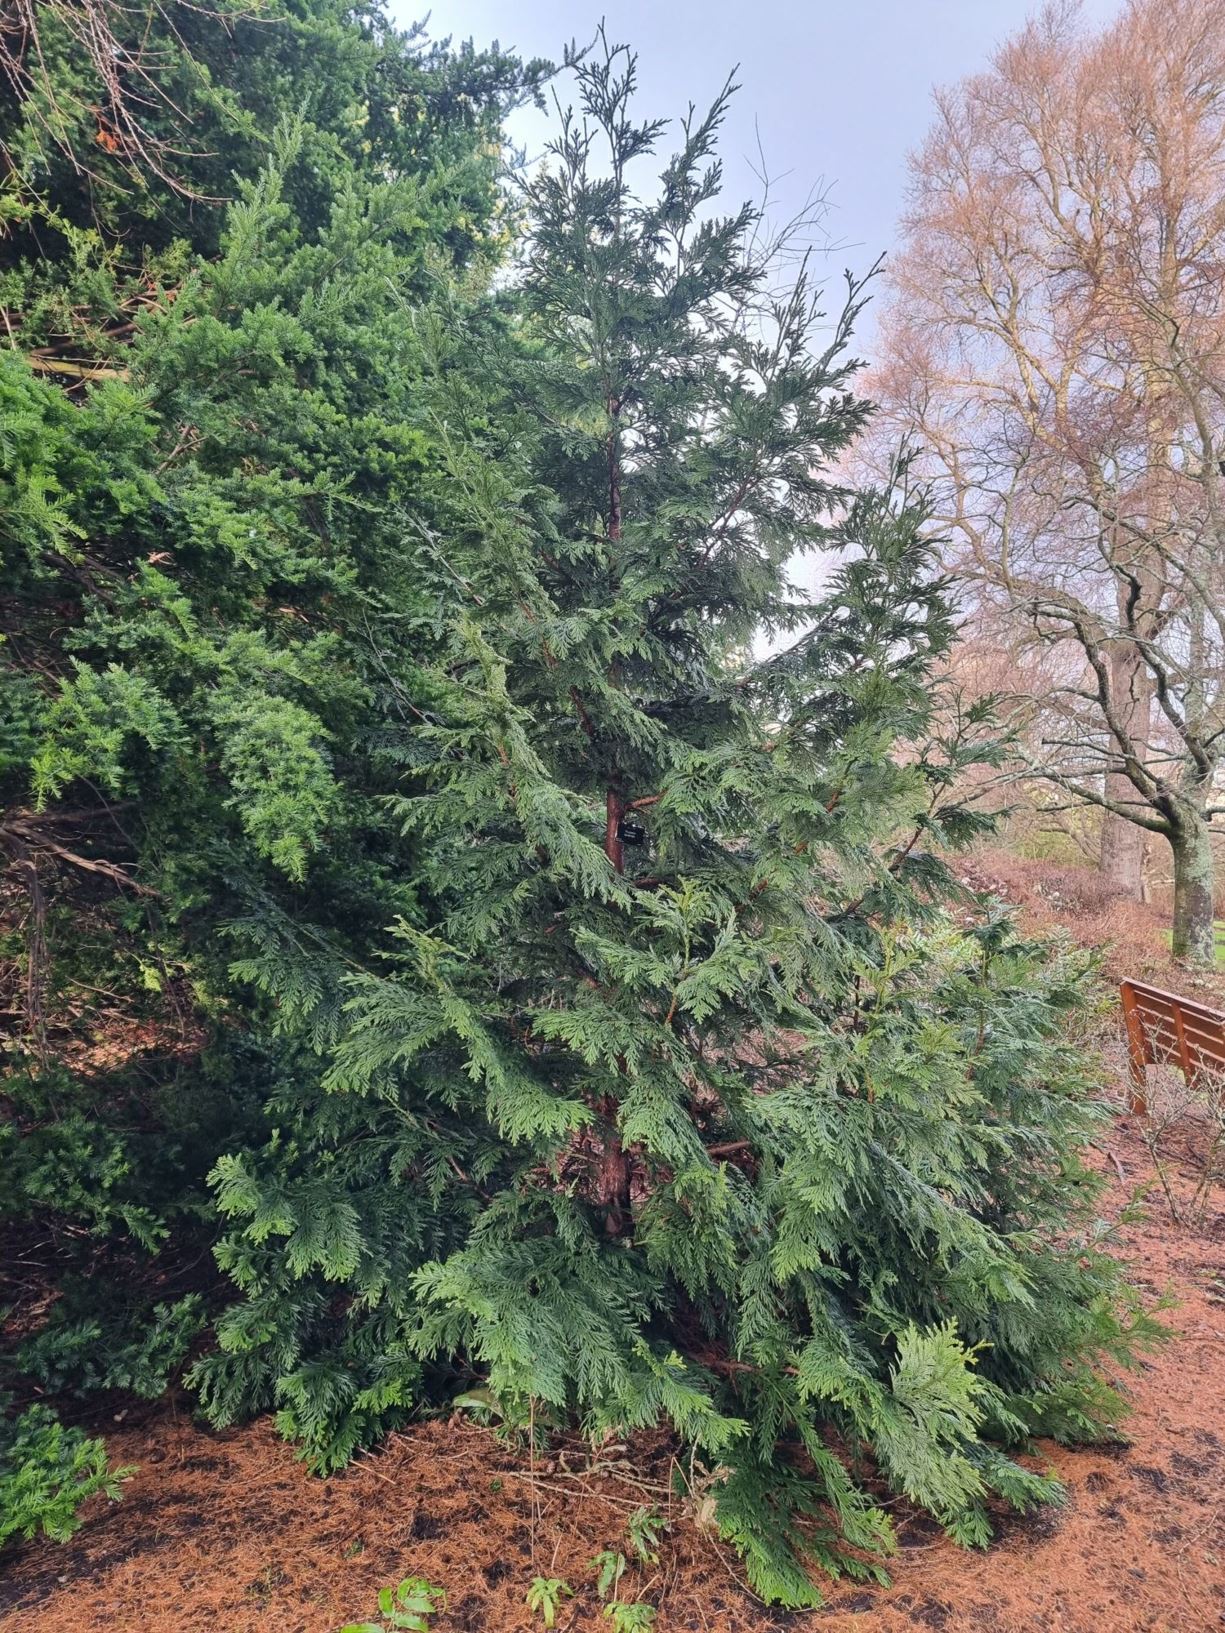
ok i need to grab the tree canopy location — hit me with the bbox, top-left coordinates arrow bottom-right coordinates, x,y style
865,0 -> 1225,963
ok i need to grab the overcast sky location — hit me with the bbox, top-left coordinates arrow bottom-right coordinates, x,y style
420,0 -> 1122,355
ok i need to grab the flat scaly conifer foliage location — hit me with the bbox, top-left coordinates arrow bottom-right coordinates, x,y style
196,38 -> 1156,1606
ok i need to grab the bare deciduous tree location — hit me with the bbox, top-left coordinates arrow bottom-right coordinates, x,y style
867,0 -> 1225,963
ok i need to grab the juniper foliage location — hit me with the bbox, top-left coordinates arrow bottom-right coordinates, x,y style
0,0 -> 540,1545
0,1398 -> 130,1548
193,38 -> 1155,1606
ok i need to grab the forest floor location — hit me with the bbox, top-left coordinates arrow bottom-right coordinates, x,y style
1,853 -> 1223,1633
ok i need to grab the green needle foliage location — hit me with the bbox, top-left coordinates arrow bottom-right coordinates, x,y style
1,0 -> 541,1550
0,1398 -> 132,1547
1,9 -> 1155,1607
193,33 -> 1157,1608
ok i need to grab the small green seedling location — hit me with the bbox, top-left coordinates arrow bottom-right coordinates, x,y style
452,1386 -> 504,1424
590,1548 -> 627,1601
603,1603 -> 656,1632
526,1576 -> 574,1628
626,1504 -> 668,1563
340,1576 -> 445,1633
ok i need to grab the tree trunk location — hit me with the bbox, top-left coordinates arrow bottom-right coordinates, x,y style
1170,810 -> 1216,967
1100,805 -> 1146,899
604,392 -> 624,877
597,396 -> 631,1235
605,787 -> 625,874
1100,645 -> 1149,899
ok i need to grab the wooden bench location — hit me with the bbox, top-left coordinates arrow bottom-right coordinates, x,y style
1119,978 -> 1225,1115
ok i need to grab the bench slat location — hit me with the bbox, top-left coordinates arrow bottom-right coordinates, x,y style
1120,978 -> 1225,1113
1129,1007 -> 1225,1056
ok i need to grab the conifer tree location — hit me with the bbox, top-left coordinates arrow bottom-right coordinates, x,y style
1,0 -> 541,1542
198,37 -> 1156,1606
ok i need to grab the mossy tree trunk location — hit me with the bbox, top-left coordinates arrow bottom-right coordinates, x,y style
1169,800 -> 1217,967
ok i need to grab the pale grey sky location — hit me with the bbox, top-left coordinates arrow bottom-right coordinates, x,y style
422,0 -> 1122,354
